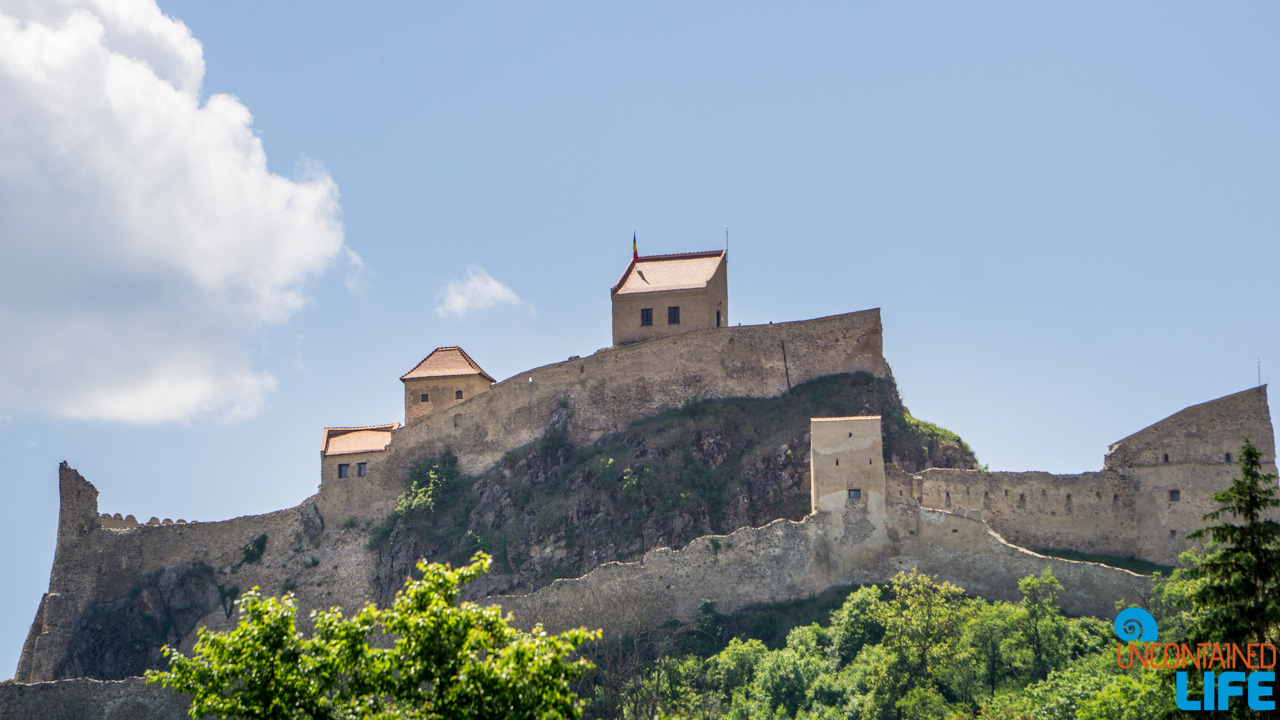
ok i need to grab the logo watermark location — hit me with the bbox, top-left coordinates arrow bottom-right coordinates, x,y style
1114,607 -> 1276,711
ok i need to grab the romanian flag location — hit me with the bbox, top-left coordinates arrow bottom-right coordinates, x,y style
632,232 -> 638,260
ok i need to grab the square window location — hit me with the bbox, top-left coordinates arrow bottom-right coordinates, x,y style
1169,490 -> 1180,502
421,393 -> 429,403
849,488 -> 862,500
357,462 -> 367,477
455,390 -> 463,400
640,308 -> 653,326
668,306 -> 680,324
337,464 -> 349,479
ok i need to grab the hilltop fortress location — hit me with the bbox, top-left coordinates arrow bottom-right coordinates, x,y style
12,249 -> 1277,693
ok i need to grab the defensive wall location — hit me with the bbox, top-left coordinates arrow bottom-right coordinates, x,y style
492,418 -> 1151,638
0,677 -> 190,720
897,387 -> 1275,566
16,310 -> 889,683
314,308 -> 888,523
15,307 -> 1276,688
383,308 -> 888,474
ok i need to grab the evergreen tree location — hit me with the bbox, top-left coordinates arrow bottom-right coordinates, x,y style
1185,438 -> 1280,648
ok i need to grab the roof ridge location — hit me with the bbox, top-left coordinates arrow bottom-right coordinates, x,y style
636,249 -> 724,262
400,346 -> 496,383
323,423 -> 399,433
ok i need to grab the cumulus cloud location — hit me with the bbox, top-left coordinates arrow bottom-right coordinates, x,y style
435,266 -> 529,319
0,0 -> 350,423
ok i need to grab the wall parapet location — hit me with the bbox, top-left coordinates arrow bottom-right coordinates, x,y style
386,309 -> 888,476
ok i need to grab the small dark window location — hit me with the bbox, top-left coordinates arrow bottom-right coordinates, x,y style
1170,530 -> 1177,538
420,393 -> 429,403
716,310 -> 722,327
1226,453 -> 1232,463
357,462 -> 367,477
640,308 -> 653,326
1169,490 -> 1180,502
945,491 -> 951,508
835,458 -> 839,466
849,489 -> 862,500
668,306 -> 680,324
1163,453 -> 1169,463
455,390 -> 463,399
337,464 -> 349,479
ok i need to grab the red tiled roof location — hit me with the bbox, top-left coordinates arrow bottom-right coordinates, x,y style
321,423 -> 398,456
611,250 -> 725,296
400,346 -> 496,383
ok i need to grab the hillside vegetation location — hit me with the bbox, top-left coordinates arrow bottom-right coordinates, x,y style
369,371 -> 978,602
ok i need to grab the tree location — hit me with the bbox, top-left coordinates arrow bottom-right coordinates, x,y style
1185,438 -> 1280,648
146,553 -> 597,720
1015,568 -> 1068,681
866,569 -> 972,719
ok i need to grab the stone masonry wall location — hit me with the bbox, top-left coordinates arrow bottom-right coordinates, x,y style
387,309 -> 888,476
491,501 -> 1150,639
0,677 -> 191,720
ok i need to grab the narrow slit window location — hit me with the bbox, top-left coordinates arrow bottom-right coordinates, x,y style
1164,453 -> 1169,463
337,464 -> 349,479
716,310 -> 722,327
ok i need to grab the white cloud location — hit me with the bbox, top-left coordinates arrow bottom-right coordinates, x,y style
0,0 -> 350,423
435,266 -> 529,319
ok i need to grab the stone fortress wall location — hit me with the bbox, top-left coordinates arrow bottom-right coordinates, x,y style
894,387 -> 1276,566
14,309 -> 889,683
493,418 -> 1153,639
11,303 -> 1276,687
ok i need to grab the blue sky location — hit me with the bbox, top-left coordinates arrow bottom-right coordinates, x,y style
1,1 -> 1277,677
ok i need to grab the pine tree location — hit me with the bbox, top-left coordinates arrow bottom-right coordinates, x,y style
1185,438 -> 1280,648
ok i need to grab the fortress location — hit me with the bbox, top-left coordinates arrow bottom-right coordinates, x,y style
8,248 -> 1277,708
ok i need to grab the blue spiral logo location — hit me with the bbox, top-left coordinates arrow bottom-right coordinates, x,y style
1114,607 -> 1158,642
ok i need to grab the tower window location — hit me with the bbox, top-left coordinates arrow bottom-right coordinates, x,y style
357,462 -> 367,477
640,308 -> 653,326
716,310 -> 722,327
455,390 -> 463,400
420,393 -> 429,403
668,306 -> 680,324
1169,490 -> 1180,502
337,464 -> 349,479
1163,454 -> 1169,463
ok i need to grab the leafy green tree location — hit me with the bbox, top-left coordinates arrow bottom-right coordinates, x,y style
146,554 -> 597,720
963,599 -> 1022,700
829,585 -> 885,667
1015,568 -> 1069,681
1185,438 -> 1280,648
866,569 -> 972,719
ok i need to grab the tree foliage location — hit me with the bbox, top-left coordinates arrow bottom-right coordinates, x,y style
1184,438 -> 1280,648
146,553 -> 597,720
